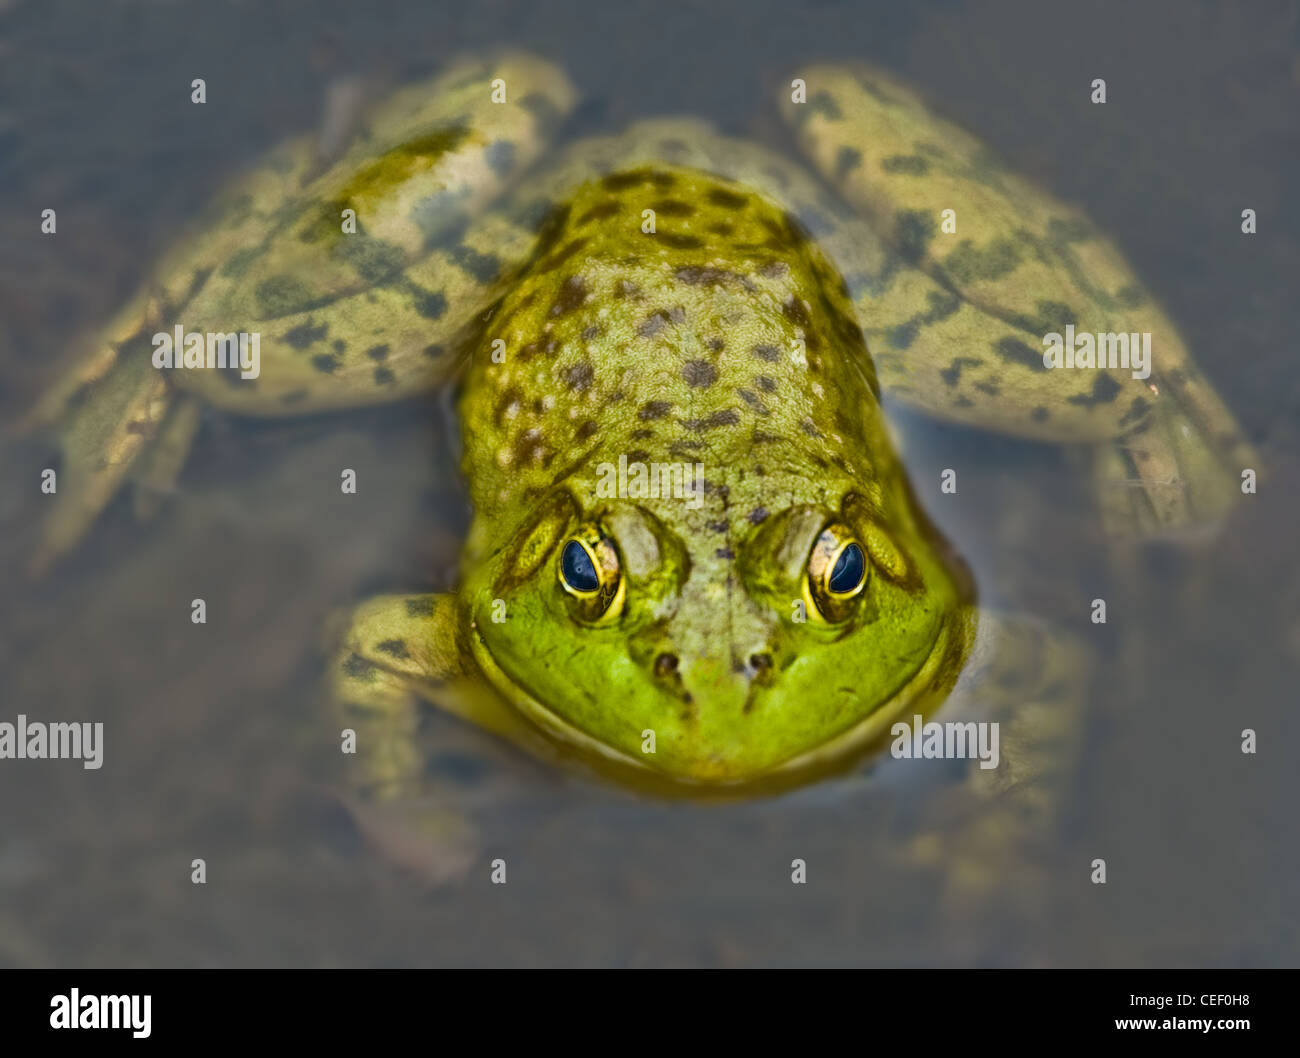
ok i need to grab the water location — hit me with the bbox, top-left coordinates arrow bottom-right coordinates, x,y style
1,0 -> 1297,966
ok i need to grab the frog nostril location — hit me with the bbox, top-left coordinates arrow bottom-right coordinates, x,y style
749,652 -> 773,674
654,653 -> 679,678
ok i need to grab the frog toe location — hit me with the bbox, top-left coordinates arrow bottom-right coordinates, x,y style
27,341 -> 173,577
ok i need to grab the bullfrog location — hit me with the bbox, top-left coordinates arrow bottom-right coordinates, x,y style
24,53 -> 1255,875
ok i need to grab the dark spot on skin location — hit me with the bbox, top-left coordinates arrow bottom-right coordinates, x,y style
376,639 -> 410,659
280,389 -> 309,405
651,199 -> 695,217
654,653 -> 679,677
668,441 -> 704,460
1120,395 -> 1151,427
835,146 -> 863,181
550,275 -> 589,317
675,265 -> 739,287
706,337 -> 725,352
752,343 -> 781,362
451,245 -> 502,283
974,380 -> 1000,396
995,336 -> 1045,370
940,357 -> 982,388
581,324 -> 603,340
707,520 -> 729,533
638,310 -> 674,338
954,395 -> 974,408
218,246 -> 261,280
881,154 -> 930,175
537,236 -> 589,273
659,233 -> 704,250
715,548 -> 735,560
1066,373 -> 1123,407
682,409 -> 740,432
799,419 -> 823,439
808,91 -> 843,121
626,449 -> 651,463
894,209 -> 936,266
312,353 -> 341,373
755,375 -> 777,393
682,360 -> 717,387
944,237 -> 1021,284
494,387 -> 522,427
751,430 -> 779,444
338,236 -> 407,283
576,419 -> 599,440
640,400 -> 671,421
614,279 -> 641,299
564,361 -> 595,391
1031,406 -> 1050,423
630,428 -> 653,440
423,343 -> 444,359
366,344 -> 390,361
342,654 -> 378,682
758,260 -> 788,279
888,289 -> 963,350
373,366 -> 395,385
747,506 -> 769,525
282,320 -> 329,350
513,428 -> 554,469
577,200 -> 621,225
707,187 -> 748,210
405,597 -> 435,617
603,171 -> 645,191
737,389 -> 770,415
782,297 -> 812,329
403,281 -> 448,320
708,222 -> 734,236
332,338 -> 347,353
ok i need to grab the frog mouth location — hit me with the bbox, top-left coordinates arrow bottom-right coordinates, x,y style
467,609 -> 975,789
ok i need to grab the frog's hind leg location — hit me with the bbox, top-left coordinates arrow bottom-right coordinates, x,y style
778,63 -> 1258,539
327,593 -> 552,883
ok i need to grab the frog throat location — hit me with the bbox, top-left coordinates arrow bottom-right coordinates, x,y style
466,600 -> 977,789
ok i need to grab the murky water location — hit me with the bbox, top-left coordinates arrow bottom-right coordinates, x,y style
1,0 -> 1297,966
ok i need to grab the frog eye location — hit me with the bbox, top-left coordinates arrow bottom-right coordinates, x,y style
806,525 -> 868,622
560,540 -> 599,593
558,531 -> 624,622
828,542 -> 866,595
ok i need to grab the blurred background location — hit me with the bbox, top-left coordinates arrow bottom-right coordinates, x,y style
0,0 -> 1297,966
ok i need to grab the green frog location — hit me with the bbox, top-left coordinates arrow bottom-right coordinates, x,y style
25,54 -> 1255,872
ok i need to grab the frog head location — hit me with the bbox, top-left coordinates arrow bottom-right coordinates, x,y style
462,460 -> 974,791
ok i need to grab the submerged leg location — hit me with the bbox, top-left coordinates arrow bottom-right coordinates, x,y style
327,593 -> 551,883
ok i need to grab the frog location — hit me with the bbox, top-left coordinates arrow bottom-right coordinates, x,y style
23,52 -> 1257,889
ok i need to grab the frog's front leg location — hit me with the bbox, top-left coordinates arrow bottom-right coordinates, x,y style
327,592 -> 551,883
882,612 -> 1090,920
781,64 -> 1257,538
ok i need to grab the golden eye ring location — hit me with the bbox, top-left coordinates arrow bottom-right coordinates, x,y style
805,525 -> 868,622
558,529 -> 624,621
